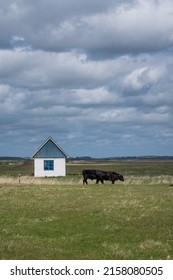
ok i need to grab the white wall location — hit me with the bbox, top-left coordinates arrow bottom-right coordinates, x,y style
34,158 -> 66,177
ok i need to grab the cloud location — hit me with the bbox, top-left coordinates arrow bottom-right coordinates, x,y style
123,65 -> 166,92
0,49 -> 112,89
0,0 -> 173,157
74,88 -> 116,104
1,0 -> 173,54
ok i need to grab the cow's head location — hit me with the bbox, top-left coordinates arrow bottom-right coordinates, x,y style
118,174 -> 124,181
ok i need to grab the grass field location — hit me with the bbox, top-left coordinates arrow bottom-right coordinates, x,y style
0,160 -> 173,260
0,159 -> 173,177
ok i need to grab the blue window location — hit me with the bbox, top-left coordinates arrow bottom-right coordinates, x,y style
44,160 -> 54,171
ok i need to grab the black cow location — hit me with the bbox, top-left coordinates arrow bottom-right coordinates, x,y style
82,169 -> 109,185
82,169 -> 124,185
106,171 -> 124,184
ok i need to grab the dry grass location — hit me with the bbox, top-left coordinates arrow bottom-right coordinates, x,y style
0,175 -> 173,186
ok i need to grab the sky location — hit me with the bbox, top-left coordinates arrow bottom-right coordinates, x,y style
0,0 -> 173,158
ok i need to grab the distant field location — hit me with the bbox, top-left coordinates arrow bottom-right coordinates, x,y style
0,160 -> 173,260
0,159 -> 173,177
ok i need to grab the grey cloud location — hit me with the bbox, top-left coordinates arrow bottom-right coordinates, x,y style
0,0 -> 173,157
0,49 -> 109,89
0,0 -> 124,50
1,0 -> 173,54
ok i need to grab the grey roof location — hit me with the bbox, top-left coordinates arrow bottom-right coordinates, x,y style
32,136 -> 68,158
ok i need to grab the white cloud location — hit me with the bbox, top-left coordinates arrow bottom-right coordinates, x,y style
1,0 -> 173,53
0,0 -> 173,157
0,84 -> 25,113
99,107 -> 138,122
74,88 -> 115,104
30,0 -> 173,53
124,66 -> 165,90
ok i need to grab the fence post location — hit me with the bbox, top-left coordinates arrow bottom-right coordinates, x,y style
18,174 -> 21,184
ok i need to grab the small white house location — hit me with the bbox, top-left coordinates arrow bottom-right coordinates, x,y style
32,136 -> 68,177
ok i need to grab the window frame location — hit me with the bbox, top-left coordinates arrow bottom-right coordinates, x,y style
44,160 -> 54,171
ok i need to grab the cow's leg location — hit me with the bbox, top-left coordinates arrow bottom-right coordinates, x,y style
96,178 -> 99,184
101,179 -> 104,184
83,177 -> 88,185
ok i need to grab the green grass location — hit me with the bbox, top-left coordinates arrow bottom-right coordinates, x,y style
0,160 -> 33,176
0,159 -> 173,177
0,183 -> 173,260
67,160 -> 173,176
0,160 -> 173,259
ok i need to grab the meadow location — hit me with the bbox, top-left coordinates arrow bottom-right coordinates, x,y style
0,160 -> 173,259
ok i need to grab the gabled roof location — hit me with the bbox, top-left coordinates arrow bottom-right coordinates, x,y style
32,136 -> 68,158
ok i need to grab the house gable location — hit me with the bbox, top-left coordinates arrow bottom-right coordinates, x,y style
33,137 -> 67,159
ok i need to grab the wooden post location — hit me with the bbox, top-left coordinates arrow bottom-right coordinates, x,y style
18,174 -> 21,184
